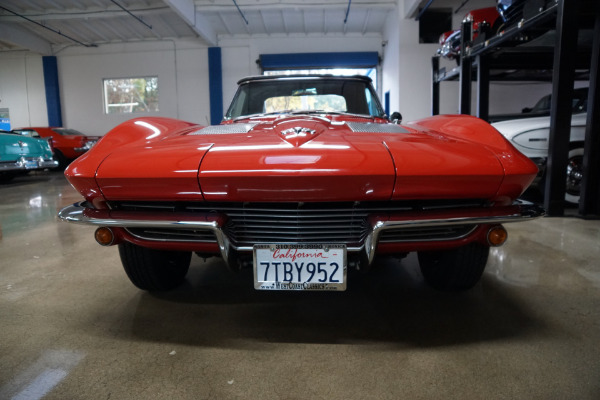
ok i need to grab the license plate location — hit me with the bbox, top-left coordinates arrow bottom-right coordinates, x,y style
253,244 -> 347,291
24,160 -> 38,169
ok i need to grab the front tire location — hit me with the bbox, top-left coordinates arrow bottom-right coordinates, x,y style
418,243 -> 489,291
52,149 -> 69,170
118,242 -> 192,291
565,146 -> 584,205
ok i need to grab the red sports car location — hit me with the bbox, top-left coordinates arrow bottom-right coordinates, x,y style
13,127 -> 100,169
438,7 -> 502,62
59,75 -> 543,292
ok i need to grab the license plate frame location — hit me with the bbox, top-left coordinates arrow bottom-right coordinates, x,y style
253,244 -> 347,291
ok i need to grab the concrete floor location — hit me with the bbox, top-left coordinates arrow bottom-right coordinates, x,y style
1,171 -> 599,400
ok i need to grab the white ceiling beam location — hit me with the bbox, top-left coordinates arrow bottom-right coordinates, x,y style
195,0 -> 395,7
0,23 -> 52,55
0,7 -> 176,22
163,0 -> 218,45
403,0 -> 424,19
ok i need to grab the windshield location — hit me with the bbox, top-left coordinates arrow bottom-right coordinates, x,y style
225,78 -> 385,120
52,128 -> 86,136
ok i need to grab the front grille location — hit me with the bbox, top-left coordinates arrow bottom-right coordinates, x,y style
220,204 -> 370,247
379,225 -> 477,243
125,228 -> 216,242
111,200 -> 486,246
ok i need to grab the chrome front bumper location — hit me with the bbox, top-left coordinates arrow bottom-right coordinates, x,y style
0,157 -> 58,172
58,200 -> 545,267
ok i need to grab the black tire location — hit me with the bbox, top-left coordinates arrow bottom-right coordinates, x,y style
565,146 -> 584,205
0,173 -> 16,183
418,243 -> 489,291
118,242 -> 192,291
53,149 -> 69,170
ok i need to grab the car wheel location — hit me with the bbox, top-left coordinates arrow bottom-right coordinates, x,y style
53,149 -> 69,170
0,173 -> 16,183
565,146 -> 584,205
417,243 -> 489,291
118,242 -> 192,291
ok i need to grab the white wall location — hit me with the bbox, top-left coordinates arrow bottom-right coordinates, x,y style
0,3 -> 588,133
0,52 -> 48,129
219,35 -> 385,112
56,40 -> 210,136
382,0 -> 560,122
1,35 -> 384,135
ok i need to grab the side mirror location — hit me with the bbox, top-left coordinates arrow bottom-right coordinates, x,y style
522,107 -> 532,113
390,112 -> 402,124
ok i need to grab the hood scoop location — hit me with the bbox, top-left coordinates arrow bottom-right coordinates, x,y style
346,122 -> 410,134
275,117 -> 327,147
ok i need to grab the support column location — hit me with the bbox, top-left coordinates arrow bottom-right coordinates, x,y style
544,0 -> 579,216
432,56 -> 440,116
208,47 -> 223,125
579,7 -> 600,216
476,54 -> 490,121
42,56 -> 63,127
459,20 -> 472,115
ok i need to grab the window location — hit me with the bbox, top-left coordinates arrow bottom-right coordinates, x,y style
264,94 -> 347,114
103,77 -> 159,114
225,78 -> 384,120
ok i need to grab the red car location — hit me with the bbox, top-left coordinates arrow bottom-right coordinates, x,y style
438,7 -> 502,62
59,75 -> 543,292
13,127 -> 100,168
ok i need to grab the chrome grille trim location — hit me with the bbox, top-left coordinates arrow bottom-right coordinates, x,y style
106,199 -> 488,246
58,200 -> 545,268
378,225 -> 477,243
125,228 -> 217,242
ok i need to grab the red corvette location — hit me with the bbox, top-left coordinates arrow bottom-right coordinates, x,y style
13,127 -> 100,169
59,75 -> 543,292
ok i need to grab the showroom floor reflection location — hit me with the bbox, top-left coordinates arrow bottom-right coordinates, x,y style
1,171 -> 599,400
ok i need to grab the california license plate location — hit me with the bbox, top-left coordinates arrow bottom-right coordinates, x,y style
253,244 -> 347,291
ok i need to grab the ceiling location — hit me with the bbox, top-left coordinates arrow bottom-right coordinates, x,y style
0,0 -> 399,55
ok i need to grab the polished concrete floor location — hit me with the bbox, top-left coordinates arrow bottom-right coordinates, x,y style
1,171 -> 599,400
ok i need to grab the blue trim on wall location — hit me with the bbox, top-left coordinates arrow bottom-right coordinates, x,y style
42,56 -> 63,127
208,47 -> 223,125
260,52 -> 379,70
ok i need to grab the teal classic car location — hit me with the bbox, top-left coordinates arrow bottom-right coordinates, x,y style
0,130 -> 58,182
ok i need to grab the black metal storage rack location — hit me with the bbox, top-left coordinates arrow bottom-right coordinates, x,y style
432,0 -> 600,217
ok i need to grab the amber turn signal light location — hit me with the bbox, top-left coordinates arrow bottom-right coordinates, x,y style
487,225 -> 508,247
94,227 -> 115,246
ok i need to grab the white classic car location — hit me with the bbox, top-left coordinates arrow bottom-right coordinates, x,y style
492,112 -> 587,205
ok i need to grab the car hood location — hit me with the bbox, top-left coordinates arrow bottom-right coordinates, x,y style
95,116 -> 505,202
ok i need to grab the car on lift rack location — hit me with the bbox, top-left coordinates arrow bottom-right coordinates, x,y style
492,89 -> 589,205
12,127 -> 100,169
437,7 -> 502,64
0,130 -> 58,182
58,75 -> 544,293
496,0 -> 555,29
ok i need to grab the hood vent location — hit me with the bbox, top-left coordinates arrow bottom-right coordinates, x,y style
346,122 -> 410,134
189,123 -> 257,135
